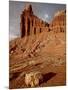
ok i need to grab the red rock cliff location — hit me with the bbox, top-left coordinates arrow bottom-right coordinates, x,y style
20,4 -> 49,37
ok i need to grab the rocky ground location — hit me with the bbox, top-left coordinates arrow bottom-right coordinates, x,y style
9,31 -> 66,89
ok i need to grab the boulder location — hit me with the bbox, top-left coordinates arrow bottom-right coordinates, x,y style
25,71 -> 43,87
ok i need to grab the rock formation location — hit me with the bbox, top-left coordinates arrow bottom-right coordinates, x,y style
49,10 -> 66,33
9,4 -> 66,89
20,4 -> 49,37
25,71 -> 43,87
20,5 -> 66,38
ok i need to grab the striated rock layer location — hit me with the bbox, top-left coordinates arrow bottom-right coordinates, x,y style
50,10 -> 66,32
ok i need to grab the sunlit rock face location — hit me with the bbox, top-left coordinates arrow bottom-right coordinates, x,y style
25,71 -> 43,87
49,10 -> 66,33
20,4 -> 49,38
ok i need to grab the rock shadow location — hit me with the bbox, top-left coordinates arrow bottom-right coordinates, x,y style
40,72 -> 56,84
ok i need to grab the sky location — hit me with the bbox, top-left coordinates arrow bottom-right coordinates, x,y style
9,1 -> 66,40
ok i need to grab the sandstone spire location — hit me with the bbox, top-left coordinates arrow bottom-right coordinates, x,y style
20,4 -> 49,38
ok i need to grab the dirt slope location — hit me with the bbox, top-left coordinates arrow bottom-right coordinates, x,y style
9,31 -> 66,89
